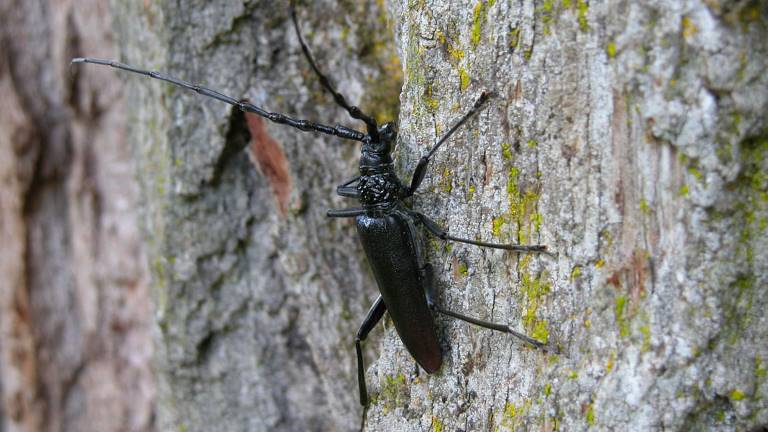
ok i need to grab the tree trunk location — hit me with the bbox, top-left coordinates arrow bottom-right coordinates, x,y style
108,1 -> 401,431
379,0 -> 768,431
10,0 -> 764,432
0,1 -> 154,431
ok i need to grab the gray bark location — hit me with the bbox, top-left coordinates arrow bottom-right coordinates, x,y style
109,1 -> 400,431
68,0 -> 768,431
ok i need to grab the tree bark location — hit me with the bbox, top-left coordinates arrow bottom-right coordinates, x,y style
0,1 -> 154,431
109,1 -> 401,431
378,0 -> 768,431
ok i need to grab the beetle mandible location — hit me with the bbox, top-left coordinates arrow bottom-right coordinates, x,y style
72,1 -> 551,412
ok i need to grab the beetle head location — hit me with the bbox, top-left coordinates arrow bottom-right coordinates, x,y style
377,122 -> 397,150
360,122 -> 397,170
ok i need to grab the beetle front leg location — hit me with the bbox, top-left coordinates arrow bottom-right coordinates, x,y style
412,211 -> 551,255
405,92 -> 492,196
336,175 -> 361,198
327,208 -> 366,217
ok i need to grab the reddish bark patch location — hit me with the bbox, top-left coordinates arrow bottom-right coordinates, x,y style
244,112 -> 292,216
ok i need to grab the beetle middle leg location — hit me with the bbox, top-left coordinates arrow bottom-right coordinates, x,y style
411,211 -> 550,255
420,263 -> 547,350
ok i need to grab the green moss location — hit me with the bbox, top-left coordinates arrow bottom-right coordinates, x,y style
640,324 -> 651,352
567,370 -> 578,380
607,41 -> 617,58
379,373 -> 408,412
571,265 -> 582,280
501,142 -> 513,160
492,216 -> 506,237
605,351 -> 616,373
423,84 -> 440,112
509,27 -> 521,50
527,139 -> 538,148
688,166 -> 703,181
500,400 -> 530,430
715,410 -> 728,423
756,355 -> 767,378
730,389 -> 746,401
458,262 -> 469,276
521,271 -> 552,344
467,184 -> 476,201
615,295 -> 629,338
682,15 -> 698,39
471,1 -> 492,49
459,68 -> 471,91
576,0 -> 589,32
585,403 -> 596,425
532,212 -> 543,233
524,45 -> 534,61
639,198 -> 651,214
441,168 -> 453,193
679,184 -> 690,197
544,383 -> 552,396
431,416 -> 444,432
531,319 -> 549,342
504,402 -> 517,419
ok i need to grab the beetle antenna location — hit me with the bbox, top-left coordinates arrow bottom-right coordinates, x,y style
290,1 -> 380,142
70,57 -> 366,142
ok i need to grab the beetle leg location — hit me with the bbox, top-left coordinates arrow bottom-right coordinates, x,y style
356,296 -> 387,406
336,187 -> 360,198
335,176 -> 361,198
420,262 -> 547,350
327,208 -> 366,217
434,306 -> 548,351
411,211 -> 551,255
339,175 -> 361,187
405,92 -> 492,196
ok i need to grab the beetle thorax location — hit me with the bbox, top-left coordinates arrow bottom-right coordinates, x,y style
357,170 -> 403,208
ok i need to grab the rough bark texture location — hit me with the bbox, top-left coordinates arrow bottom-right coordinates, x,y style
33,0 -> 767,431
0,0 -> 154,431
108,1 -> 401,431
381,0 -> 768,431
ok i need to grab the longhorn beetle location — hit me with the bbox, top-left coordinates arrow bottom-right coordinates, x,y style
73,2 -> 550,415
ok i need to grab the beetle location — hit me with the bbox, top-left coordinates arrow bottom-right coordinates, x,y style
72,1 -> 550,414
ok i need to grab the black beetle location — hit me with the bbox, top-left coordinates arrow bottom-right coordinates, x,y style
72,1 -> 550,415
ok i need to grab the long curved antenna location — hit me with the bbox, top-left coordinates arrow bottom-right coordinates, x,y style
71,57 -> 366,142
289,2 -> 379,142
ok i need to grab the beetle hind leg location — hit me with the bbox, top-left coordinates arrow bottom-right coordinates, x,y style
421,263 -> 548,351
434,306 -> 548,350
355,296 -> 387,406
